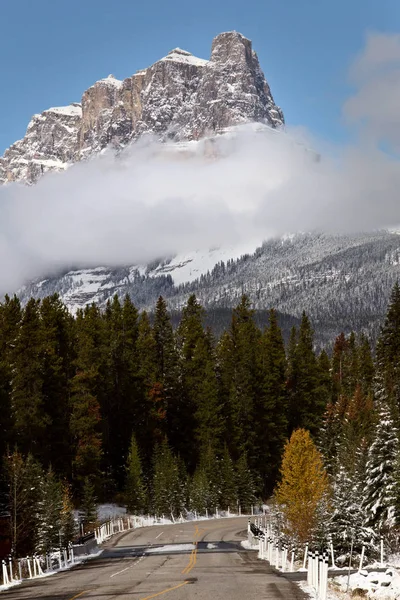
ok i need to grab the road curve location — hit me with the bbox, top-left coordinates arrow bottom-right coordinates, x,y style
0,517 -> 307,600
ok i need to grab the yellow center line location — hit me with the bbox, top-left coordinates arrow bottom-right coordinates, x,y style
69,592 -> 90,600
139,581 -> 189,600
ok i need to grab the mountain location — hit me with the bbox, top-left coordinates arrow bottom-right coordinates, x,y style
18,231 -> 400,345
2,31 -> 398,344
0,31 -> 283,184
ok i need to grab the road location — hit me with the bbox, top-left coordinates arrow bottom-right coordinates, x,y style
1,517 -> 307,600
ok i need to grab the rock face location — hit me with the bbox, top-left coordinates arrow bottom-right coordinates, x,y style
0,31 -> 284,184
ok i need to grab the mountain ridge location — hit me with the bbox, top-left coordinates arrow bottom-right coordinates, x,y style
0,31 -> 284,184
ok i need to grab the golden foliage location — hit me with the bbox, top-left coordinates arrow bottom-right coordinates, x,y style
275,428 -> 329,543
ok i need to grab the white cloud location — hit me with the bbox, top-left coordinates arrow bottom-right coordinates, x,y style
0,32 -> 400,295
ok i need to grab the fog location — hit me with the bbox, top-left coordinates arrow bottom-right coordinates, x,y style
0,32 -> 400,293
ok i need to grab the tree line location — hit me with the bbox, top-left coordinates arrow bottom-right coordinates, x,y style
274,283 -> 400,557
0,285 -> 395,557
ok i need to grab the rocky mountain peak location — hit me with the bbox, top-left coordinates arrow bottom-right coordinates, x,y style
210,31 -> 253,64
0,31 -> 284,184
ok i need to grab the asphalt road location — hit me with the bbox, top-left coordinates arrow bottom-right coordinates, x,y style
1,517 -> 307,600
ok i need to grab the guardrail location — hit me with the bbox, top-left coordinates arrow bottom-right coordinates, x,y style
246,517 -> 383,600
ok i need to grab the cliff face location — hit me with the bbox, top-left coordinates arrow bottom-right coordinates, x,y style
0,32 -> 284,184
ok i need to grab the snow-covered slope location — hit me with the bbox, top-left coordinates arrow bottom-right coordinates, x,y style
18,231 -> 400,343
0,31 -> 284,184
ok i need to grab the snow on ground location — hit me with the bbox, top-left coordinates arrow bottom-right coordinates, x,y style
44,105 -> 82,117
152,241 -> 261,285
0,550 -> 103,593
146,544 -> 195,554
97,504 -> 127,521
298,568 -> 400,599
161,48 -> 209,67
241,539 -> 259,551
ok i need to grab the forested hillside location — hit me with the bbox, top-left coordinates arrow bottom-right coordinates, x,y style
1,286 -> 400,558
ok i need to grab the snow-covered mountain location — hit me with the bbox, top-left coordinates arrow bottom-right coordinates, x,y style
2,30 -> 399,343
18,231 -> 400,344
0,31 -> 283,184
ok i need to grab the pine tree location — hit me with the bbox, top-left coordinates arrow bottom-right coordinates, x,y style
102,295 -> 140,490
219,296 -> 261,467
255,309 -> 288,496
81,477 -> 97,530
219,445 -> 237,510
36,467 -> 63,554
363,400 -> 399,531
236,452 -> 256,513
287,313 -> 326,437
125,434 -> 147,514
0,295 -> 21,463
11,299 -> 50,460
152,439 -> 185,517
330,464 -> 369,553
60,482 -> 76,549
40,294 -> 75,477
189,467 -> 209,514
275,429 -> 329,544
70,306 -> 103,490
153,298 -> 181,457
192,333 -> 224,455
4,452 -> 44,557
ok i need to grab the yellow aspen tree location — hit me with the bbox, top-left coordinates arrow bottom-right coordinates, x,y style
275,428 -> 329,543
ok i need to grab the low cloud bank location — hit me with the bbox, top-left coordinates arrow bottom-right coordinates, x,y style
0,32 -> 400,294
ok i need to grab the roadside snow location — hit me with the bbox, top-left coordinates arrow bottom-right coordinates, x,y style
146,544 -> 195,554
241,540 -> 258,551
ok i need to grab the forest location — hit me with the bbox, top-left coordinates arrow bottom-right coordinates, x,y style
1,283 -> 400,558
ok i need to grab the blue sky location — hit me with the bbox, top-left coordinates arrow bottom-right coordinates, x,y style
0,0 -> 399,154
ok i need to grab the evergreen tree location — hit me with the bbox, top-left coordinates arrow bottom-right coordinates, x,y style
81,477 -> 97,529
60,482 -> 76,549
287,313 -> 326,437
192,333 -> 224,455
152,438 -> 185,517
40,294 -> 75,477
4,452 -> 44,557
220,296 -> 261,467
376,282 -> 400,409
70,306 -> 103,491
102,295 -> 140,489
255,309 -> 288,495
153,298 -> 180,457
236,452 -> 256,513
36,467 -> 63,554
188,466 -> 209,514
330,464 -> 369,553
0,295 -> 21,463
125,433 -> 147,514
363,400 -> 399,531
11,299 -> 50,460
219,445 -> 237,510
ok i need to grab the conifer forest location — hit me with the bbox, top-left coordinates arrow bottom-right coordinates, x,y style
2,284 -> 400,559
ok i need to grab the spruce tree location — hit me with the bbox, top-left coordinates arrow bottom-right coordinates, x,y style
236,452 -> 256,513
219,445 -> 237,510
11,299 -> 50,460
36,467 -> 63,554
255,309 -> 288,495
152,439 -> 185,517
81,477 -> 98,529
5,452 -> 44,557
60,482 -> 76,549
287,313 -> 326,437
363,400 -> 399,531
189,466 -> 209,514
125,434 -> 147,514
220,296 -> 261,467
